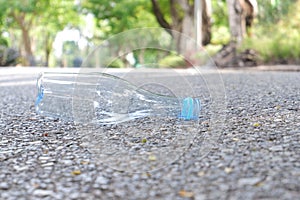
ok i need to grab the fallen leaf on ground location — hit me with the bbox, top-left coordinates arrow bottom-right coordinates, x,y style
178,190 -> 194,198
141,138 -> 147,143
71,170 -> 81,175
148,155 -> 156,161
253,122 -> 261,127
254,181 -> 264,187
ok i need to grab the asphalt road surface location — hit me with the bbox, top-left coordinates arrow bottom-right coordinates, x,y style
0,67 -> 299,199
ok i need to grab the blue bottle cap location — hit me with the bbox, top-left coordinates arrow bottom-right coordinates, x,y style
180,97 -> 201,120
35,73 -> 44,109
35,85 -> 44,108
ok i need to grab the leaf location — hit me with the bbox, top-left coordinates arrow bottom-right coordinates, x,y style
148,155 -> 157,161
253,122 -> 261,127
141,138 -> 147,143
178,190 -> 194,198
71,170 -> 81,175
254,181 -> 264,187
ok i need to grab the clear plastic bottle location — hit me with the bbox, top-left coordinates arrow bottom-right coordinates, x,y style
35,72 -> 201,124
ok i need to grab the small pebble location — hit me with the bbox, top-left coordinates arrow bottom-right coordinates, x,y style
0,182 -> 9,190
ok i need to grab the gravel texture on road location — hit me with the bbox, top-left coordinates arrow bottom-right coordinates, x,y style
0,67 -> 299,200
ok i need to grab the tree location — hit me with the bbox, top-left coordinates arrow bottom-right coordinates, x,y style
213,0 -> 258,67
81,0 -> 160,66
0,0 -> 80,66
82,0 -> 212,60
0,0 -> 51,65
150,0 -> 212,53
37,0 -> 80,66
81,0 -> 157,38
227,0 -> 257,44
256,0 -> 296,25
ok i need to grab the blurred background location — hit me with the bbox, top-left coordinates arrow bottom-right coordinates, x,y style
0,0 -> 299,68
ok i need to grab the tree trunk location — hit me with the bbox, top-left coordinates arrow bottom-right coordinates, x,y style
150,0 -> 172,34
45,48 -> 50,67
178,7 -> 195,54
227,0 -> 243,44
21,27 -> 35,66
227,0 -> 258,44
242,0 -> 258,37
151,0 -> 212,54
45,33 -> 53,67
214,0 -> 258,67
202,0 -> 212,45
12,12 -> 35,66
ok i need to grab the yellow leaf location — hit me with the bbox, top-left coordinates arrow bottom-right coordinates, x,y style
148,155 -> 157,161
71,170 -> 81,175
253,122 -> 261,127
141,138 -> 147,143
178,190 -> 194,198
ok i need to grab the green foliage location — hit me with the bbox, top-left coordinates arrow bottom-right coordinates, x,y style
205,44 -> 223,57
40,0 -> 80,30
134,49 -> 166,66
81,0 -> 158,39
257,0 -> 297,25
107,58 -> 125,68
210,0 -> 230,46
210,26 -> 230,45
0,0 -> 80,66
242,33 -> 300,63
0,37 -> 8,47
212,0 -> 228,27
241,0 -> 300,63
159,55 -> 186,68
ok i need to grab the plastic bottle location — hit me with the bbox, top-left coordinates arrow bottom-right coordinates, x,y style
35,72 -> 201,124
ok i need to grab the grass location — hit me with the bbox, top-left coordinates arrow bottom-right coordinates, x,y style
241,28 -> 300,64
158,54 -> 186,68
240,0 -> 300,64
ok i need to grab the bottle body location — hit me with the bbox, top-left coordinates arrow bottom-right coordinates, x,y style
35,72 -> 201,124
35,72 -> 76,120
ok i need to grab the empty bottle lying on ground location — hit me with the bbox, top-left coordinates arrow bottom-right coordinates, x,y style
35,72 -> 201,125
